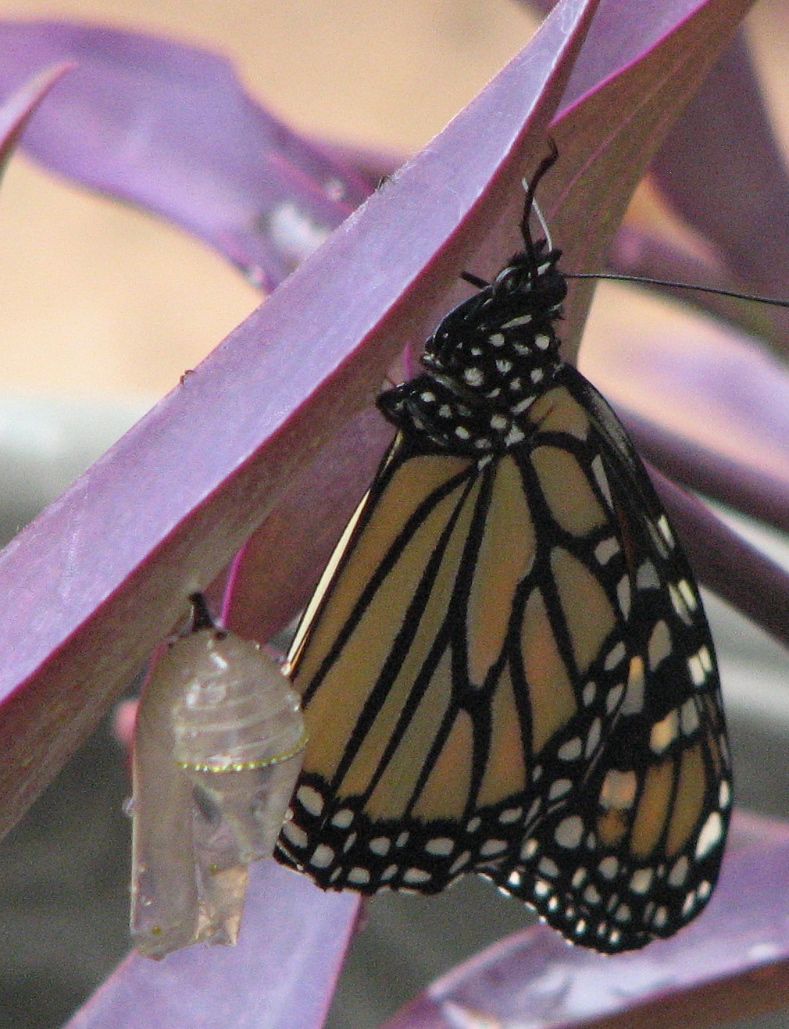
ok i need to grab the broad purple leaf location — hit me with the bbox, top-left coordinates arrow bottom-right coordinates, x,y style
65,862 -> 358,1029
386,810 -> 789,1029
226,0 -> 764,642
0,0 -> 599,836
580,286 -> 789,535
608,225 -> 787,345
650,31 -> 789,337
648,470 -> 789,648
0,62 -> 71,178
0,20 -> 371,290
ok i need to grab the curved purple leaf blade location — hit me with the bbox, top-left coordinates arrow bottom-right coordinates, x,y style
608,225 -> 786,345
626,408 -> 788,534
0,62 -> 72,178
650,32 -> 789,336
0,0 -> 598,837
386,811 -> 789,1029
0,20 -> 371,290
580,287 -> 789,534
66,862 -> 359,1029
225,0 -> 763,643
648,469 -> 789,647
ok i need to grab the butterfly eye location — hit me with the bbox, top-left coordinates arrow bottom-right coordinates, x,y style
130,596 -> 307,959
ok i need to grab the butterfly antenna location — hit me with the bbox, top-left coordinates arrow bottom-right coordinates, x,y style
564,272 -> 789,308
520,139 -> 559,281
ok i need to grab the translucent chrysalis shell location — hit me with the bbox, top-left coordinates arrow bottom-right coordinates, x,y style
130,596 -> 307,959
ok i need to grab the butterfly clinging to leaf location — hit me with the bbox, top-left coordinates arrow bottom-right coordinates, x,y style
275,144 -> 732,953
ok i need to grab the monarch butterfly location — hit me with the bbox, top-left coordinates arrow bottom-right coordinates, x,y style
275,146 -> 732,953
131,593 -> 306,958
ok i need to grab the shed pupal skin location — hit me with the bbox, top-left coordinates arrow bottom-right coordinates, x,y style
130,596 -> 306,959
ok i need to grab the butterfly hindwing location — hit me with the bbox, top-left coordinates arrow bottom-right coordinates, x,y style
484,369 -> 731,950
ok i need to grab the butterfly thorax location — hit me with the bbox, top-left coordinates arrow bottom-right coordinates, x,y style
378,243 -> 567,455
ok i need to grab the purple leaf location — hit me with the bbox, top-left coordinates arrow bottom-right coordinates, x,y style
0,62 -> 71,177
225,0 -> 766,649
580,285 -> 789,534
385,811 -> 789,1029
648,469 -> 789,648
65,862 -> 359,1029
0,20 -> 371,290
650,31 -> 789,322
0,0 -> 598,841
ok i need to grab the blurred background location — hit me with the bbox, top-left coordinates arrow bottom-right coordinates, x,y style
0,1 -> 786,1026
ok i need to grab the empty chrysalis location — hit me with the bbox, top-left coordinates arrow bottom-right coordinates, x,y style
130,593 -> 307,959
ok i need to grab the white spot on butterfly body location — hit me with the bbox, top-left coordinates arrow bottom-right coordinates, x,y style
594,538 -> 619,564
668,855 -> 689,886
591,456 -> 613,509
347,867 -> 371,885
648,620 -> 672,670
549,778 -> 572,801
650,710 -> 679,753
555,816 -> 584,849
331,809 -> 354,829
572,867 -> 587,887
520,838 -> 539,861
297,785 -> 324,817
404,867 -> 431,884
637,561 -> 660,591
282,821 -> 308,848
678,579 -> 698,611
464,367 -> 484,387
584,884 -> 601,905
680,698 -> 700,735
538,857 -> 559,878
585,718 -> 602,758
310,844 -> 335,868
629,868 -> 653,894
599,856 -> 619,879
424,837 -> 454,856
657,515 -> 675,548
455,426 -> 471,440
558,737 -> 582,761
617,576 -> 631,618
688,653 -> 706,686
604,642 -> 626,671
480,839 -> 508,858
695,812 -> 724,859
449,851 -> 471,875
501,314 -> 532,329
488,332 -> 505,347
